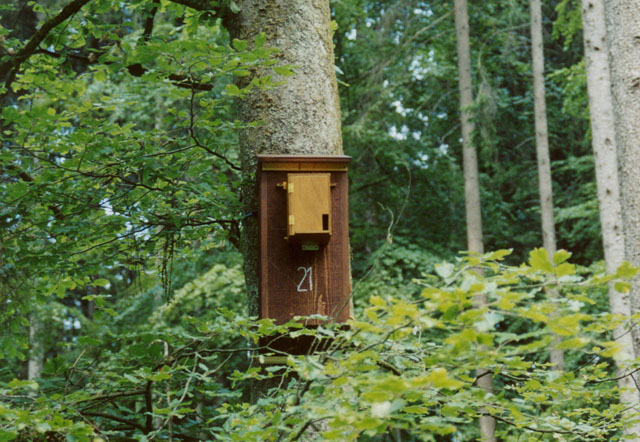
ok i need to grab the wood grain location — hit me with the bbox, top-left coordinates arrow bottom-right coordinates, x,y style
258,155 -> 352,330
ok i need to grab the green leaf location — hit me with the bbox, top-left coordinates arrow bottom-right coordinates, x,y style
556,337 -> 589,350
403,405 -> 430,414
549,313 -> 590,336
553,249 -> 572,265
232,38 -> 247,51
78,336 -> 101,347
0,431 -> 18,442
556,262 -> 575,277
225,83 -> 241,96
441,405 -> 459,417
529,248 -> 553,273
254,32 -> 267,48
616,261 -> 639,279
94,69 -> 107,82
485,249 -> 513,261
7,379 -> 38,390
273,66 -> 295,76
599,341 -> 623,359
103,308 -> 118,317
148,371 -> 171,382
435,262 -> 454,279
93,278 -> 109,286
419,367 -> 464,390
229,0 -> 241,13
614,281 -> 631,293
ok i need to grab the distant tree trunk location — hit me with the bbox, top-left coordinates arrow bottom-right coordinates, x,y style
453,1 -> 495,441
28,314 -> 43,380
455,0 -> 483,257
583,0 -> 640,437
529,0 -> 564,371
227,0 -> 344,407
605,0 -> 640,364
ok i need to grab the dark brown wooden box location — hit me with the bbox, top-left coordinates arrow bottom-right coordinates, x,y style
257,155 -> 353,333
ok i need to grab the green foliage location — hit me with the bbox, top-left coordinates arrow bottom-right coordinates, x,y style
334,0 -> 599,267
553,0 -> 583,49
2,250 -> 638,441
0,0 -> 281,355
0,0 -> 625,441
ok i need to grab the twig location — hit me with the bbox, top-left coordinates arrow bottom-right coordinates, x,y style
489,413 -> 582,436
80,411 -> 145,432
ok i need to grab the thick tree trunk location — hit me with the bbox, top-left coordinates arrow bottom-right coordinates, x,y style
605,0 -> 640,348
529,0 -> 564,372
227,0 -> 344,409
227,0 -> 343,319
584,0 -> 640,436
453,1 -> 495,441
603,1 -> 640,433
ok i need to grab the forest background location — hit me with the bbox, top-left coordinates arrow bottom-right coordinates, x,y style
1,0 -> 640,441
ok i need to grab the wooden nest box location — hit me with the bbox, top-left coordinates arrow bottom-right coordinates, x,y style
257,155 -> 352,354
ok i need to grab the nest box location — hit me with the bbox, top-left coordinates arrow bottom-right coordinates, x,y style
257,155 -> 352,334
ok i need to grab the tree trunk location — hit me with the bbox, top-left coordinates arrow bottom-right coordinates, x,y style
28,314 -> 43,380
583,0 -> 640,438
227,0 -> 344,410
454,0 -> 483,257
529,0 -> 564,372
605,0 -> 640,350
453,1 -> 495,441
604,2 -> 640,436
227,0 -> 343,319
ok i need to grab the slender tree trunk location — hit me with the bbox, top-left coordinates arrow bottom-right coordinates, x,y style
453,2 -> 495,441
583,0 -> 640,437
529,0 -> 564,371
28,314 -> 43,380
454,0 -> 483,257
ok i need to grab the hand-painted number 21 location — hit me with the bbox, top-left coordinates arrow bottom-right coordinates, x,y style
296,266 -> 313,292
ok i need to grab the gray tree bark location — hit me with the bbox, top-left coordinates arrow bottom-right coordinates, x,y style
454,0 -> 483,257
453,1 -> 496,441
583,0 -> 640,437
227,1 -> 344,415
227,0 -> 344,318
605,0 -> 640,346
529,0 -> 564,372
604,0 -> 640,441
28,314 -> 43,380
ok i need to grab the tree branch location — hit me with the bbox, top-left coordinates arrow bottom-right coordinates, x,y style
77,390 -> 146,407
80,411 -> 145,432
0,0 -> 93,91
145,380 -> 153,433
142,0 -> 160,41
488,413 -> 583,436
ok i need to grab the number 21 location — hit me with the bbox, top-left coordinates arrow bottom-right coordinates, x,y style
296,266 -> 313,292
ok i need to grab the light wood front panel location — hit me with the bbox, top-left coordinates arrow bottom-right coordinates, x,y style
287,173 -> 331,239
